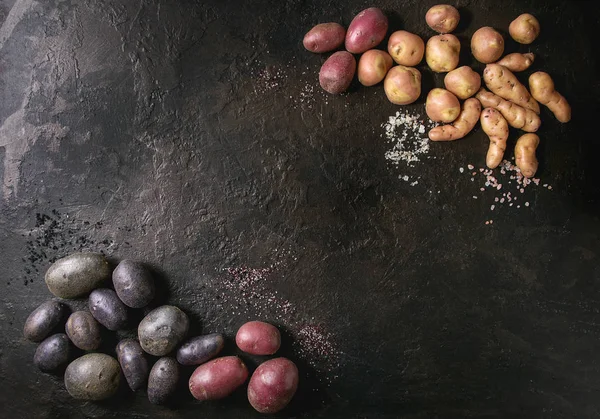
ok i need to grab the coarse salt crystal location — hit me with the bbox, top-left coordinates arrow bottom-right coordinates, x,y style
459,167 -> 464,173
525,202 -> 530,207
491,205 -> 495,211
468,164 -> 474,170
473,196 -> 478,199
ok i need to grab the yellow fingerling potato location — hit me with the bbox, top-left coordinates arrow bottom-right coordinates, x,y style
483,64 -> 540,113
476,88 -> 541,132
515,133 -> 540,178
480,108 -> 509,169
428,98 -> 481,141
528,71 -> 571,123
495,53 -> 535,72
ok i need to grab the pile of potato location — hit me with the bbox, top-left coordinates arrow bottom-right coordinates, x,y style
303,6 -> 571,178
24,252 -> 298,413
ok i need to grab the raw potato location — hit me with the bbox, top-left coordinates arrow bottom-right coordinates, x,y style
64,353 -> 121,400
24,300 -> 67,342
34,333 -> 71,372
509,13 -> 540,44
248,358 -> 299,414
529,71 -> 571,123
495,53 -> 535,72
387,30 -> 424,66
45,252 -> 110,299
476,88 -> 541,132
428,98 -> 481,141
480,108 -> 509,169
189,356 -> 249,401
444,66 -> 481,99
112,259 -> 155,308
425,4 -> 460,34
303,23 -> 346,53
89,288 -> 128,331
319,51 -> 356,94
236,321 -> 282,356
483,64 -> 540,114
471,27 -> 505,64
357,50 -> 393,86
66,311 -> 102,351
148,357 -> 179,405
383,65 -> 421,105
177,333 -> 225,366
426,88 -> 461,123
138,305 -> 189,356
515,133 -> 540,178
345,7 -> 388,54
426,34 -> 460,73
116,339 -> 149,391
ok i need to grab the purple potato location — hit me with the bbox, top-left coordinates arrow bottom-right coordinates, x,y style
65,311 -> 101,351
24,300 -> 67,342
112,260 -> 155,308
148,357 -> 179,405
34,333 -> 71,372
116,339 -> 149,391
89,288 -> 128,331
176,333 -> 225,366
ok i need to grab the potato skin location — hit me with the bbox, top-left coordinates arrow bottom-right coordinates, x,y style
138,305 -> 189,356
358,50 -> 393,86
189,356 -> 249,401
34,333 -> 71,372
248,358 -> 299,414
483,64 -> 539,114
148,357 -> 179,405
45,252 -> 110,299
345,7 -> 388,54
528,71 -> 571,123
64,353 -> 121,400
387,30 -> 424,66
116,339 -> 149,391
495,52 -> 535,72
426,88 -> 461,123
426,34 -> 460,73
515,133 -> 540,178
425,4 -> 460,34
509,13 -> 540,44
89,288 -> 128,331
236,321 -> 281,355
476,88 -> 541,132
112,260 -> 155,308
428,98 -> 481,141
480,108 -> 509,169
319,51 -> 356,94
176,333 -> 225,366
383,65 -> 421,105
444,66 -> 481,99
65,311 -> 101,351
471,27 -> 504,64
303,23 -> 346,53
24,300 -> 67,342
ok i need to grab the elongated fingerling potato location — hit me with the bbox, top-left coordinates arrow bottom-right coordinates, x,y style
495,52 -> 535,72
428,98 -> 481,141
476,88 -> 541,132
528,71 -> 571,123
480,108 -> 509,168
515,133 -> 540,178
483,64 -> 539,113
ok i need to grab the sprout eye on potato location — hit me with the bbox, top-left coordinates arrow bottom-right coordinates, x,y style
425,4 -> 460,34
426,88 -> 461,123
509,13 -> 540,44
471,27 -> 504,64
387,30 -> 425,66
358,50 -> 393,87
426,34 -> 460,73
444,66 -> 481,100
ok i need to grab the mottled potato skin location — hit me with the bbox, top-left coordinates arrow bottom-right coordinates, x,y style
45,253 -> 110,298
236,321 -> 281,355
176,333 -> 225,366
34,333 -> 71,372
529,71 -> 571,123
319,51 -> 356,94
471,27 -> 504,63
383,65 -> 421,105
138,305 -> 189,356
24,300 -> 67,342
116,339 -> 149,391
426,88 -> 461,123
425,5 -> 460,34
248,358 -> 299,414
444,66 -> 481,100
483,64 -> 540,114
387,30 -> 424,66
303,23 -> 346,53
476,88 -> 541,132
357,50 -> 393,86
509,13 -> 540,44
189,356 -> 249,401
64,353 -> 121,400
148,357 -> 179,405
112,260 -> 155,308
65,311 -> 102,351
345,7 -> 388,54
426,34 -> 460,73
89,288 -> 128,331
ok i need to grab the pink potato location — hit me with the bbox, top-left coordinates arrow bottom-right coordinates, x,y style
426,88 -> 461,123
248,358 -> 299,414
345,7 -> 388,54
319,51 -> 356,94
425,34 -> 460,73
444,66 -> 481,99
303,23 -> 346,53
383,65 -> 421,105
236,320 -> 282,355
471,27 -> 504,64
425,4 -> 460,34
358,50 -> 393,86
387,30 -> 425,66
189,356 -> 249,401
509,13 -> 540,44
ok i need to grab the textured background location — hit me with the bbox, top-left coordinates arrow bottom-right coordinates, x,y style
1,0 -> 599,418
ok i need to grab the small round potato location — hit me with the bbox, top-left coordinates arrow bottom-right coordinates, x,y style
45,252 -> 110,299
509,13 -> 540,44
345,7 -> 388,54
24,300 -> 67,342
471,27 -> 504,64
236,321 -> 281,355
425,34 -> 460,73
387,30 -> 424,66
34,333 -> 71,372
112,259 -> 155,308
357,50 -> 393,87
426,88 -> 461,123
148,357 -> 179,405
425,4 -> 460,34
444,66 -> 481,99
383,65 -> 421,105
248,358 -> 299,414
319,51 -> 356,94
116,339 -> 149,391
189,356 -> 249,401
65,311 -> 101,351
176,333 -> 225,366
303,23 -> 346,53
89,288 -> 128,331
64,353 -> 121,400
138,305 -> 189,356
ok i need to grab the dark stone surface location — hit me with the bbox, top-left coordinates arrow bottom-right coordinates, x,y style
0,0 -> 599,418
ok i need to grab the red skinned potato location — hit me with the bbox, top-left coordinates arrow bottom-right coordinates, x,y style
319,51 -> 356,94
189,356 -> 249,401
387,30 -> 424,66
358,50 -> 393,86
383,65 -> 421,105
509,13 -> 540,44
471,27 -> 504,64
425,4 -> 460,34
425,34 -> 460,73
248,358 -> 299,414
426,88 -> 461,123
345,7 -> 388,54
236,321 -> 282,355
444,66 -> 481,99
303,23 -> 346,53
